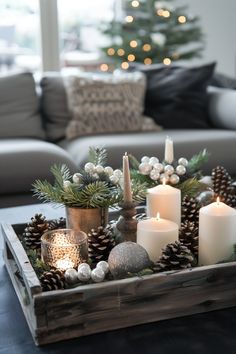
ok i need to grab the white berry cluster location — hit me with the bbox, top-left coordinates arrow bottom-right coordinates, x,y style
63,162 -> 123,190
138,156 -> 188,185
64,261 -> 109,285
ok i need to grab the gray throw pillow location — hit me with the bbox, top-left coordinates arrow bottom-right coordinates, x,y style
0,71 -> 45,139
65,72 -> 160,140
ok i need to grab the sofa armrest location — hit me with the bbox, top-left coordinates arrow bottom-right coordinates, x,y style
207,86 -> 236,129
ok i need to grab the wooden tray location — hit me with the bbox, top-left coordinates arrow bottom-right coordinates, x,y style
2,221 -> 236,346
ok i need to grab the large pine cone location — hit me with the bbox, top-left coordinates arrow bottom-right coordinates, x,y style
23,214 -> 49,250
181,196 -> 200,225
212,166 -> 236,207
40,269 -> 65,292
88,225 -> 116,264
179,220 -> 198,258
153,241 -> 195,272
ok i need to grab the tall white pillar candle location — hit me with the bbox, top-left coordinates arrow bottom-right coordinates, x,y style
123,152 -> 132,203
164,136 -> 174,164
199,198 -> 236,265
146,180 -> 181,227
137,214 -> 178,262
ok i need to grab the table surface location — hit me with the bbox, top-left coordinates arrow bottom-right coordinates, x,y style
1,204 -> 236,354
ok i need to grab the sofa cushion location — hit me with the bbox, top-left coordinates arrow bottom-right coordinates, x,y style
64,72 -> 159,140
0,139 -> 77,195
0,72 -> 45,139
59,129 -> 236,176
130,62 -> 216,129
208,86 -> 236,129
40,73 -> 71,142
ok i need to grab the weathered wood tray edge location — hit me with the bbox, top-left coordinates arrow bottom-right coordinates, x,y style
2,221 -> 236,346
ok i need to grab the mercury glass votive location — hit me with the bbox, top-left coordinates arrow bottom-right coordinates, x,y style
41,229 -> 88,270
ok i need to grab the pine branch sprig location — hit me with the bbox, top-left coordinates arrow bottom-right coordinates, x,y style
188,149 -> 210,174
88,146 -> 107,166
178,178 -> 206,198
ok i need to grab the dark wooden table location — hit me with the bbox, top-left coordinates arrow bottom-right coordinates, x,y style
1,204 -> 236,354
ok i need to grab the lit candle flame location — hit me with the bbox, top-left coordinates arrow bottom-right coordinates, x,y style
156,212 -> 160,220
162,177 -> 166,186
216,196 -> 220,205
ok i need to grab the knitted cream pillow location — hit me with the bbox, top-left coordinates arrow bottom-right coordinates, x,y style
64,72 -> 160,139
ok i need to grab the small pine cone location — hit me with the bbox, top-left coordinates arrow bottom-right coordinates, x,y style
48,217 -> 66,230
181,196 -> 200,225
88,225 -> 116,263
23,214 -> 49,250
179,221 -> 198,258
212,166 -> 232,196
153,241 -> 195,272
40,269 -> 65,292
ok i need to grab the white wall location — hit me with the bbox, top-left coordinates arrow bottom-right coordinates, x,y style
175,0 -> 236,77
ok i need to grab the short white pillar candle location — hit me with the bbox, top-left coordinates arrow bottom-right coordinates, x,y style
146,180 -> 181,227
199,197 -> 236,266
137,214 -> 179,262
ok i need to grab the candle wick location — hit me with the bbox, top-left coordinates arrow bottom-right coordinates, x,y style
216,196 -> 220,205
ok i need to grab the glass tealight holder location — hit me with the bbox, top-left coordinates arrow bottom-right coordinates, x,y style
41,229 -> 88,271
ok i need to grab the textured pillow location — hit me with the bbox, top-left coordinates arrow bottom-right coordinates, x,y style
40,73 -> 71,142
130,62 -> 216,129
210,72 -> 236,90
0,71 -> 45,139
64,72 -> 160,140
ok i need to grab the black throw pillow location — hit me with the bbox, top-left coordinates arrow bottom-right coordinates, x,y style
209,72 -> 236,90
130,62 -> 216,129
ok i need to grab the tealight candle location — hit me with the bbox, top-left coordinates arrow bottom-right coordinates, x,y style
146,179 -> 181,227
199,197 -> 236,265
41,229 -> 88,270
137,213 -> 179,262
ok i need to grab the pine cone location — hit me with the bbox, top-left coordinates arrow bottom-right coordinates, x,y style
88,225 -> 116,263
48,217 -> 66,230
179,221 -> 198,258
181,196 -> 200,225
153,241 -> 195,272
40,269 -> 65,292
212,166 -> 236,207
23,214 -> 49,250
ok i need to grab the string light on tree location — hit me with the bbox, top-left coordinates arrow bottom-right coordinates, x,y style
121,61 -> 129,70
131,0 -> 140,7
107,48 -> 115,56
130,40 -> 138,48
163,58 -> 171,65
143,44 -> 151,52
117,48 -> 125,56
157,9 -> 164,16
100,64 -> 109,72
178,15 -> 187,23
162,10 -> 171,18
144,58 -> 152,65
126,15 -> 134,23
128,54 -> 136,62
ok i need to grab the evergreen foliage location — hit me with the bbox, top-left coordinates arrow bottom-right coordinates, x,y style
101,0 -> 204,67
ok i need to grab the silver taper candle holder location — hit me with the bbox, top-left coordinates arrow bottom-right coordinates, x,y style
116,201 -> 138,242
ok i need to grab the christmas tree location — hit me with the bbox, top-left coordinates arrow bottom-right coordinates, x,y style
101,0 -> 204,70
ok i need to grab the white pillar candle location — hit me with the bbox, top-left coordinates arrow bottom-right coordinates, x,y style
137,214 -> 179,262
164,136 -> 174,164
123,152 -> 132,203
199,198 -> 236,265
146,180 -> 181,227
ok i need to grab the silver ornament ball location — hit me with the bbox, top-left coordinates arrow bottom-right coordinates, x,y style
64,268 -> 78,285
95,165 -> 104,174
113,169 -> 123,178
77,265 -> 91,282
176,165 -> 186,176
78,262 -> 91,272
153,163 -> 164,173
110,175 -> 120,184
169,173 -> 180,185
96,261 -> 109,274
178,157 -> 188,167
91,268 -> 105,283
63,180 -> 71,190
150,169 -> 160,181
164,164 -> 175,176
84,162 -> 95,174
149,157 -> 159,166
104,166 -> 114,176
139,162 -> 152,175
141,156 -> 150,163
72,173 -> 82,184
160,173 -> 169,183
108,241 -> 151,279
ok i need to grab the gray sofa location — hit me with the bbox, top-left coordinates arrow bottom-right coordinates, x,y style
0,71 -> 236,208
